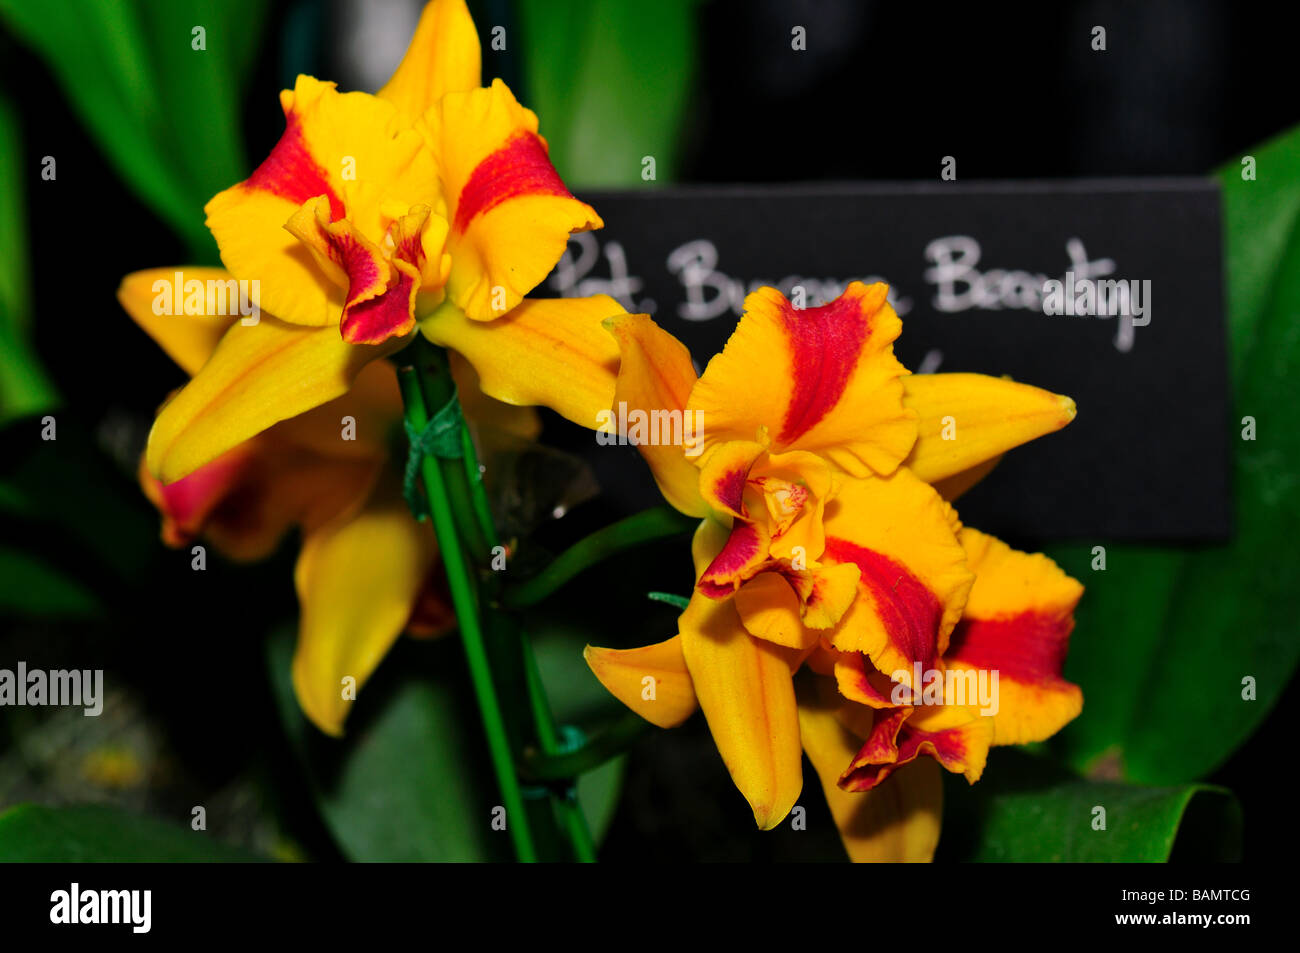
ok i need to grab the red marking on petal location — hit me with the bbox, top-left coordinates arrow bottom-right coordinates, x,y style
947,611 -> 1074,686
839,652 -> 900,707
841,715 -> 969,791
453,131 -> 572,232
331,232 -> 387,312
342,269 -> 417,344
776,292 -> 870,445
825,537 -> 944,670
711,466 -> 749,514
698,522 -> 764,593
158,453 -> 252,539
696,580 -> 734,600
247,113 -> 346,221
856,707 -> 911,763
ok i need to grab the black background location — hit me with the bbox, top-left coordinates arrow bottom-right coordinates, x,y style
558,181 -> 1230,541
0,0 -> 1294,864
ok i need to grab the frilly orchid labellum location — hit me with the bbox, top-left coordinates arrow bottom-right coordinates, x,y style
120,0 -> 1083,863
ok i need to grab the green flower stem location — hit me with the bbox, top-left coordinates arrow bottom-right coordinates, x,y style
397,362 -> 537,863
401,337 -> 602,863
521,710 -> 651,782
409,359 -> 491,564
502,506 -> 699,609
520,637 -> 597,862
460,422 -> 500,557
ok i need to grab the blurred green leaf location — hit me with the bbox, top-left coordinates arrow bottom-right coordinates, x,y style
516,0 -> 697,187
0,0 -> 267,255
267,610 -> 627,860
0,543 -> 100,616
1048,125 -> 1300,783
0,97 -> 58,423
0,417 -> 157,589
0,803 -> 268,861
267,628 -> 514,862
941,750 -> 1241,862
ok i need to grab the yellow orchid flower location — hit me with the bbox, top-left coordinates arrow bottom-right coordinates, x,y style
119,268 -> 538,737
800,528 -> 1084,861
144,0 -> 623,486
585,281 -> 1080,840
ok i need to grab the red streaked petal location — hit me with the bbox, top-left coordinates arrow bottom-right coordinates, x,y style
697,440 -> 764,519
698,521 -> 771,596
424,80 -> 602,320
823,471 -> 973,684
246,102 -> 345,221
687,282 -> 916,476
453,131 -> 572,233
839,706 -> 992,791
944,527 -> 1084,745
826,537 -> 946,674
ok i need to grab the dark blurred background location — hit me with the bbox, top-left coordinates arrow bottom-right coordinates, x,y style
0,0 -> 1292,862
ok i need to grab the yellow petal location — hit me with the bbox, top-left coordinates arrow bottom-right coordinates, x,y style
687,282 -> 917,476
945,528 -> 1084,745
583,636 -> 697,728
448,348 -> 542,442
798,687 -> 942,862
678,591 -> 803,829
800,561 -> 861,630
604,313 -> 708,517
146,317 -> 402,483
901,373 -> 1076,484
293,500 -> 436,736
271,358 -> 403,462
733,572 -> 813,649
118,268 -> 241,374
422,79 -> 601,320
377,0 -> 481,118
420,294 -> 623,430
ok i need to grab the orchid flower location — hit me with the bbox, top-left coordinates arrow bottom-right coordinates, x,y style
143,0 -> 624,487
119,268 -> 537,737
584,281 -> 1082,856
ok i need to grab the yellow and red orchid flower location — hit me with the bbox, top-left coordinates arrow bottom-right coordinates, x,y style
144,0 -> 624,487
800,527 -> 1083,860
585,281 -> 1080,844
119,268 -> 537,737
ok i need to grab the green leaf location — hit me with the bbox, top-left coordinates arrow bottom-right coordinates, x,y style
0,543 -> 100,617
0,96 -> 58,423
0,417 -> 158,588
267,628 -> 514,862
1047,125 -> 1300,783
136,0 -> 268,214
940,750 -> 1242,862
0,0 -> 268,254
516,0 -> 698,187
0,803 -> 268,861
